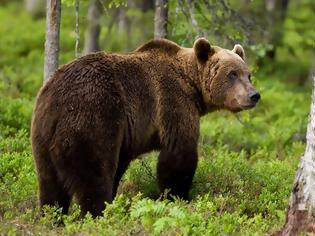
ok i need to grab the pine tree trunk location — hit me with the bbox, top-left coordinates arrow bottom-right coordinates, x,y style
154,0 -> 168,39
84,0 -> 101,53
44,0 -> 61,82
274,77 -> 315,235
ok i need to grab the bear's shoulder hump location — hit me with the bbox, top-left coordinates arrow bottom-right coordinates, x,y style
135,39 -> 181,55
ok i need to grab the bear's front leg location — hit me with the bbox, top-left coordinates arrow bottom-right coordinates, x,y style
157,146 -> 198,200
156,95 -> 200,200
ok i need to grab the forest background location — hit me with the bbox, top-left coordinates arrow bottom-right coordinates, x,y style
0,0 -> 315,235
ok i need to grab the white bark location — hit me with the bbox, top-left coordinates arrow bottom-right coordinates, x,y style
154,0 -> 168,39
291,76 -> 315,213
44,0 -> 61,81
276,77 -> 315,235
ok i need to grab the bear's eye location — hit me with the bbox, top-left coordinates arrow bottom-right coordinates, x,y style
248,74 -> 252,82
229,71 -> 238,80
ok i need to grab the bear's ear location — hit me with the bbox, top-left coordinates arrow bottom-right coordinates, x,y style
193,38 -> 214,63
232,44 -> 245,60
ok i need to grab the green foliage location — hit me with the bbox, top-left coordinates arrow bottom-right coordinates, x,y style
97,7 -> 154,53
106,0 -> 128,8
169,0 -> 315,65
282,0 -> 315,51
61,0 -> 128,8
0,1 -> 314,235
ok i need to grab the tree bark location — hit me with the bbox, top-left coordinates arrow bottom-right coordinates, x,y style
154,0 -> 168,39
44,0 -> 61,82
274,77 -> 315,235
118,6 -> 127,33
84,0 -> 102,53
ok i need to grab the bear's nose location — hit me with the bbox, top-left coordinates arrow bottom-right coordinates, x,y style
249,92 -> 260,102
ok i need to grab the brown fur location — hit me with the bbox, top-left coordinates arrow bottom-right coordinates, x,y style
31,38 -> 259,217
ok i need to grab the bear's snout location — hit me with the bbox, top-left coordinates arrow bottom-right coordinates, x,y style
249,91 -> 260,103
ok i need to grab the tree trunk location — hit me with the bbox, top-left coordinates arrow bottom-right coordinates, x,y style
274,77 -> 315,235
84,0 -> 102,53
44,0 -> 61,82
154,0 -> 168,39
118,6 -> 127,33
75,0 -> 80,58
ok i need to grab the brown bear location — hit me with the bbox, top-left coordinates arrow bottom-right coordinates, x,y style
31,38 -> 260,217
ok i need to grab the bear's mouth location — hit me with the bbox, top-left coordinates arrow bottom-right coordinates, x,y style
233,95 -> 258,110
225,98 -> 258,113
236,99 -> 258,110
241,103 -> 257,109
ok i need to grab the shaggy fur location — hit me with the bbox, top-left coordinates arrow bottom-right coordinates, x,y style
31,38 -> 259,217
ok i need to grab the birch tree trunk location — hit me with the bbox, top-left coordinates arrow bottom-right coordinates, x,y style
154,0 -> 168,39
274,77 -> 315,235
84,0 -> 102,53
44,0 -> 61,82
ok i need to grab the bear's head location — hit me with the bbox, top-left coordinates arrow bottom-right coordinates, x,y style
193,38 -> 260,113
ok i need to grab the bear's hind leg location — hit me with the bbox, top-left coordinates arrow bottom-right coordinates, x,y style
76,175 -> 113,217
56,129 -> 123,218
75,146 -> 122,217
35,152 -> 71,214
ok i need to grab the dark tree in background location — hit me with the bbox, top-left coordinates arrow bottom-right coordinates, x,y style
44,0 -> 61,81
140,0 -> 154,12
154,0 -> 168,39
84,0 -> 102,53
